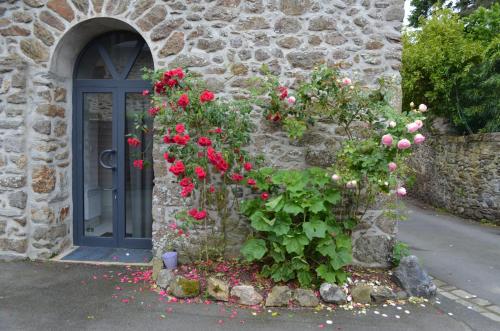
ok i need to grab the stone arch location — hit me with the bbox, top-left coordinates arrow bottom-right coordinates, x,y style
49,17 -> 156,79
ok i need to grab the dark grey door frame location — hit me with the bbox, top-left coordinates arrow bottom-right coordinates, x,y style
72,32 -> 152,249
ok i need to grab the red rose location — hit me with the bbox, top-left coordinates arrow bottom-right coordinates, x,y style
142,90 -> 149,96
278,86 -> 288,100
247,178 -> 256,186
163,152 -> 169,161
195,166 -> 206,180
173,134 -> 190,145
154,81 -> 165,94
133,159 -> 144,170
167,155 -> 176,163
177,94 -> 189,108
163,135 -> 171,144
166,79 -> 178,88
261,192 -> 269,200
127,137 -> 141,148
243,162 -> 252,171
231,173 -> 244,182
209,185 -> 215,193
200,90 -> 215,103
175,123 -> 185,134
179,177 -> 193,187
189,208 -> 207,220
169,160 -> 185,176
181,183 -> 194,197
198,136 -> 212,147
148,107 -> 160,117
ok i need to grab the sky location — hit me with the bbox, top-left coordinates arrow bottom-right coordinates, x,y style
404,0 -> 414,26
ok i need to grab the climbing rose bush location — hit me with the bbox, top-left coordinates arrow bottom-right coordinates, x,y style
127,68 -> 257,261
241,66 -> 429,286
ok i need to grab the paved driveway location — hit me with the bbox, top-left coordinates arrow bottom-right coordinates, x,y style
399,200 -> 500,306
1,261 -> 494,331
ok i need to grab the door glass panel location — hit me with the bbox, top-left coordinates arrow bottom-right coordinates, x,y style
102,32 -> 139,77
76,46 -> 113,79
125,93 -> 153,238
83,93 -> 114,237
127,43 -> 154,80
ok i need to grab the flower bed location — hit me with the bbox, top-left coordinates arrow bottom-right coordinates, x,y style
129,65 -> 432,294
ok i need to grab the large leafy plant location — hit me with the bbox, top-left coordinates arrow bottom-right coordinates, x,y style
240,167 -> 352,287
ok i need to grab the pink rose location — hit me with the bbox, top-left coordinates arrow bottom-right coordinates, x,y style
414,120 -> 423,129
397,139 -> 411,149
406,122 -> 419,133
381,134 -> 393,146
414,133 -> 426,144
418,104 -> 428,112
331,174 -> 340,181
342,77 -> 352,85
388,162 -> 397,172
346,180 -> 357,189
396,187 -> 407,196
287,96 -> 296,104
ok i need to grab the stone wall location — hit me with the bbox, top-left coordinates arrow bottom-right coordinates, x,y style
411,133 -> 500,224
0,0 -> 404,260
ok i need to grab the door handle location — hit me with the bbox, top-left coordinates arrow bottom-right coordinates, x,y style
99,149 -> 116,169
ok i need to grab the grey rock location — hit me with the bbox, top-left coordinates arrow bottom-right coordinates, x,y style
294,288 -> 319,307
351,284 -> 373,303
230,285 -> 263,305
33,120 -> 51,135
169,276 -> 200,298
287,51 -> 326,69
207,277 -> 229,301
8,191 -> 27,209
319,283 -> 346,304
169,54 -> 209,68
392,255 -> 437,298
353,234 -> 393,268
156,269 -> 175,289
274,17 -> 302,33
265,286 -> 292,307
151,257 -> 164,281
371,286 -> 396,303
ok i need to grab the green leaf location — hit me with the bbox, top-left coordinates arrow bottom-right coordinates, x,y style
335,233 -> 351,249
265,195 -> 284,212
316,264 -> 336,283
283,202 -> 303,215
316,237 -> 335,258
309,199 -> 326,213
283,234 -> 309,255
250,211 -> 272,231
302,219 -> 327,240
240,239 -> 267,261
297,270 -> 313,288
324,190 -> 341,204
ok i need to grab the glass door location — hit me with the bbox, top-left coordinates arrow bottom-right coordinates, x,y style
73,31 -> 153,249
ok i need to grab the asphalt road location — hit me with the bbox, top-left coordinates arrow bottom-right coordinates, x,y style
399,200 -> 500,306
1,261 -> 490,331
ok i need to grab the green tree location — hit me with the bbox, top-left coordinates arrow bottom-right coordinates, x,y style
402,6 -> 500,133
408,0 -> 497,27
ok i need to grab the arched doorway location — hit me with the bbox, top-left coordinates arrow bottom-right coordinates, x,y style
73,31 -> 153,249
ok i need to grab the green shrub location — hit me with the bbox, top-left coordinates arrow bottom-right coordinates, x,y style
402,6 -> 500,133
240,167 -> 352,287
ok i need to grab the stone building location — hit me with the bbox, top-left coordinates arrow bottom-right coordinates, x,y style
0,0 -> 404,262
